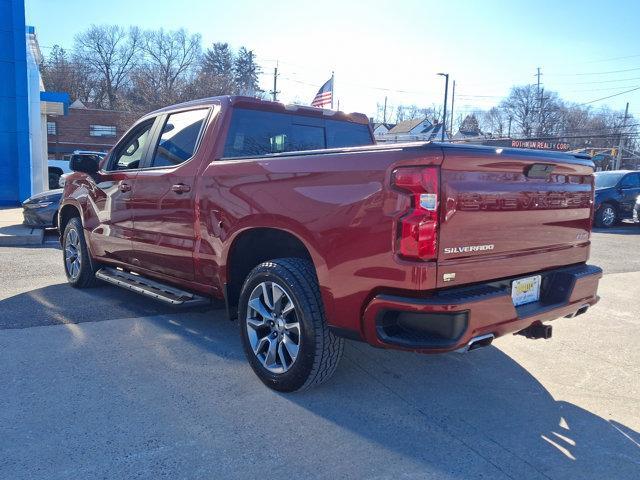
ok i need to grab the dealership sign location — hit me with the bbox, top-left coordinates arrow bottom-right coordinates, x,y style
483,139 -> 572,151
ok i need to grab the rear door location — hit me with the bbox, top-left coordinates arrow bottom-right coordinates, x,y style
618,172 -> 640,217
436,147 -> 594,288
129,107 -> 211,281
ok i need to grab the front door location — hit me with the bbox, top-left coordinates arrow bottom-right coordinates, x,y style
129,107 -> 211,281
89,118 -> 157,265
619,172 -> 640,218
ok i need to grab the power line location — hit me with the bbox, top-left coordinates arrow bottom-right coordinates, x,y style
578,86 -> 640,106
548,66 -> 640,77
583,53 -> 640,64
549,76 -> 640,86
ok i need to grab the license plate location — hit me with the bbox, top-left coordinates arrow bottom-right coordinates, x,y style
511,275 -> 541,306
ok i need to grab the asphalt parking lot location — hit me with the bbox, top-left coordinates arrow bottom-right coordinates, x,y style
1,226 -> 639,479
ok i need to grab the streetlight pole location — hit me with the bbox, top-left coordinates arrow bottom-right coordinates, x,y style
437,73 -> 449,142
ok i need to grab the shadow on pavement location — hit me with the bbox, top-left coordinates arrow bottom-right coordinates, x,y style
2,283 -> 638,478
0,281 -> 217,330
142,311 -> 640,478
286,343 -> 640,479
593,222 -> 640,235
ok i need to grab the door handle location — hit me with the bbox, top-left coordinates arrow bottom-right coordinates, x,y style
119,183 -> 131,192
171,183 -> 191,194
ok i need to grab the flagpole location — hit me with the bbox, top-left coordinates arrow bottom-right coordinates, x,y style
331,71 -> 335,110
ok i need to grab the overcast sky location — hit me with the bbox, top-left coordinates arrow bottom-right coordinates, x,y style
26,0 -> 640,119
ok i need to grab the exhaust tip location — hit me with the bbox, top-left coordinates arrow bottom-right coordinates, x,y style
457,333 -> 494,353
564,304 -> 590,319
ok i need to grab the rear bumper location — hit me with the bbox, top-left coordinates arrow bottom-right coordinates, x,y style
361,263 -> 602,353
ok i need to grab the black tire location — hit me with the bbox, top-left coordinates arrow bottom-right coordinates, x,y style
238,258 -> 344,392
595,203 -> 617,228
62,217 -> 99,288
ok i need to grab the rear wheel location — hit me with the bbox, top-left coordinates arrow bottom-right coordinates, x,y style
62,217 -> 98,288
595,203 -> 617,228
238,258 -> 344,392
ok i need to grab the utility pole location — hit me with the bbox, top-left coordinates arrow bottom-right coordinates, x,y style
538,88 -> 545,136
450,80 -> 456,137
437,72 -> 449,142
508,115 -> 513,138
536,67 -> 542,96
616,102 -> 629,169
383,96 -> 388,124
270,62 -> 280,102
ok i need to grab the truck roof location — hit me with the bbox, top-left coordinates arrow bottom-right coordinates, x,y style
147,95 -> 370,125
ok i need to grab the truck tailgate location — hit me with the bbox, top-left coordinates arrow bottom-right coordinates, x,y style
436,146 -> 594,288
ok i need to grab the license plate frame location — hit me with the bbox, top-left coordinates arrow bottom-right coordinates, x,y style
511,275 -> 542,307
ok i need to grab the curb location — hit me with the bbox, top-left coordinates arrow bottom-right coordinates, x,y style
0,227 -> 44,246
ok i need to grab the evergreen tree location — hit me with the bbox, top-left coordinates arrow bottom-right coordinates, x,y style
233,47 -> 260,96
202,42 -> 234,76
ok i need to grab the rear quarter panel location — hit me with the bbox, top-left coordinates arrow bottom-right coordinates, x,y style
197,147 -> 443,331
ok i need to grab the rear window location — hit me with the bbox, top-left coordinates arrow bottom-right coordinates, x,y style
222,108 -> 373,158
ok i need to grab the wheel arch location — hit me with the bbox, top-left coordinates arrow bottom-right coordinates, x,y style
224,226 -> 318,320
58,202 -> 82,237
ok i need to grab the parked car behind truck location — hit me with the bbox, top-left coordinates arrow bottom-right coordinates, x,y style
59,96 -> 602,391
593,170 -> 640,227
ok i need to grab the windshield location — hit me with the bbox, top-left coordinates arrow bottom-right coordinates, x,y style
594,172 -> 624,189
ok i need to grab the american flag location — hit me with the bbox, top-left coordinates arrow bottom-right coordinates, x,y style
311,77 -> 333,108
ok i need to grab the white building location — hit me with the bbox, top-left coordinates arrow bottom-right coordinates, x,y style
377,117 -> 449,143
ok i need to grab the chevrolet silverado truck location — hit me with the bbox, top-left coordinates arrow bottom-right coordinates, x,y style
59,96 -> 602,392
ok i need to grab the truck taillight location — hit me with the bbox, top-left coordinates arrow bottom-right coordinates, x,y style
391,166 -> 439,261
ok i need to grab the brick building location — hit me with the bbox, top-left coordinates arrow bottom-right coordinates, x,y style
47,100 -> 140,159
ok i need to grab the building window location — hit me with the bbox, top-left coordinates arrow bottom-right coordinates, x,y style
47,121 -> 57,135
90,125 -> 117,137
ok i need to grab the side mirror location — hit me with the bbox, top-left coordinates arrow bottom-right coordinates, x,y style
70,155 -> 100,174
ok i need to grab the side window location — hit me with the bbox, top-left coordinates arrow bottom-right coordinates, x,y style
620,174 -> 640,188
109,120 -> 154,171
150,109 -> 208,167
222,108 -> 373,158
326,119 -> 373,148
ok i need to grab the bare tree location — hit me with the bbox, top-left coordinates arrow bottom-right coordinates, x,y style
500,85 -> 539,137
480,107 -> 507,137
41,45 -> 95,102
535,90 -> 563,136
130,28 -> 201,109
393,104 -> 442,124
74,25 -> 142,109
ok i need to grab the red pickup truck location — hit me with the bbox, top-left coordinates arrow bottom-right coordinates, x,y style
59,96 -> 602,391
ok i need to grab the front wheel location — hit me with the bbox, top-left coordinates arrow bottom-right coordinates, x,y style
62,217 -> 99,288
595,204 -> 617,228
238,258 -> 344,392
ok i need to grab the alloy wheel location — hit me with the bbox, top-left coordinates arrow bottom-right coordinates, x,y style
602,206 -> 616,226
64,228 -> 82,280
245,281 -> 300,374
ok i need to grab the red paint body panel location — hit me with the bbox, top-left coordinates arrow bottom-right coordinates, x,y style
60,96 -> 602,352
